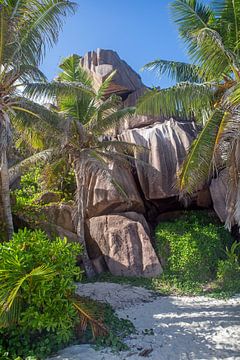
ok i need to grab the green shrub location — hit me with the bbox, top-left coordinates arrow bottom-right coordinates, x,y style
155,211 -> 232,283
0,229 -> 82,359
217,242 -> 240,291
13,163 -> 75,211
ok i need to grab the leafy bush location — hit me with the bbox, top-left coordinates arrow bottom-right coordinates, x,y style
155,211 -> 232,283
13,163 -> 75,211
217,242 -> 240,291
0,229 -> 82,359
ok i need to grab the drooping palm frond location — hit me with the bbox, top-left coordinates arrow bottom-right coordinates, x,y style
137,82 -> 214,122
211,0 -> 240,54
9,0 -> 77,67
24,81 -> 94,104
227,82 -> 240,107
9,149 -> 54,186
0,257 -> 55,327
96,70 -> 117,99
58,54 -> 93,86
193,27 -> 240,80
171,0 -> 213,37
88,106 -> 136,135
142,59 -> 202,82
94,140 -> 146,156
11,98 -> 62,149
3,64 -> 47,85
178,109 -> 228,196
170,0 -> 240,81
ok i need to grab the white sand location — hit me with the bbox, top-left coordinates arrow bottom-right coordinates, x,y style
49,283 -> 240,360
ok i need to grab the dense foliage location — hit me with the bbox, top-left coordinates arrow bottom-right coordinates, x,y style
217,242 -> 240,292
0,0 -> 77,239
13,164 -> 75,211
0,229 -> 82,359
155,212 -> 232,283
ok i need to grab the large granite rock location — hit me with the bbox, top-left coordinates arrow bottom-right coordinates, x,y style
210,170 -> 228,223
76,158 -> 144,218
118,118 -> 197,200
80,48 -> 144,96
41,204 -> 75,233
80,49 -> 160,132
86,212 -> 162,278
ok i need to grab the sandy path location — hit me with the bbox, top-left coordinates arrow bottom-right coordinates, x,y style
49,283 -> 240,360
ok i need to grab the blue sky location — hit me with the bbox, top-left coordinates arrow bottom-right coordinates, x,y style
41,0 -> 208,88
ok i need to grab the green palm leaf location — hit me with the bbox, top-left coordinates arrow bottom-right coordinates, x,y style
24,81 -> 94,103
137,82 -> 214,122
0,259 -> 55,327
142,59 -> 202,82
178,109 -> 228,196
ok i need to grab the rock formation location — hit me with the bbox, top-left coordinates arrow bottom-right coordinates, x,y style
12,49 -> 230,277
118,119 -> 197,200
86,213 -> 162,277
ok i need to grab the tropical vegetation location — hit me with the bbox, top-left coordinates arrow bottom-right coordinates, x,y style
138,0 -> 240,229
0,0 -> 77,239
20,54 -> 137,276
1,0 -> 240,358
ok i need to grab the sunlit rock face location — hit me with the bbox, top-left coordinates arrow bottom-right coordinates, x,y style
74,157 -> 145,218
210,170 -> 228,223
86,212 -> 163,277
80,49 -> 161,132
80,48 -> 144,96
118,118 -> 197,200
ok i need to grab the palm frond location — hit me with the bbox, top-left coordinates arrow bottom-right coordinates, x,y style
24,81 -> 94,104
73,297 -> 108,339
96,70 -> 117,99
193,27 -> 240,80
227,82 -> 240,107
10,0 -> 77,66
137,82 -> 214,122
9,149 -> 54,186
88,106 -> 136,135
4,64 -> 47,85
0,261 -> 55,327
211,0 -> 240,54
178,109 -> 228,196
142,59 -> 202,82
171,0 -> 213,37
58,54 -> 93,86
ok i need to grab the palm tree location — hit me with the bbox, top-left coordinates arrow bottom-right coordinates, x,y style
24,55 -> 137,277
0,0 -> 77,239
137,0 -> 240,228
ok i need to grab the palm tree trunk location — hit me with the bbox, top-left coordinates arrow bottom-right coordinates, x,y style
74,155 -> 96,278
0,149 -> 14,240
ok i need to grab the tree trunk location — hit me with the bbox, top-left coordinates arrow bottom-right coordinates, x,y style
74,155 -> 96,278
0,149 -> 14,240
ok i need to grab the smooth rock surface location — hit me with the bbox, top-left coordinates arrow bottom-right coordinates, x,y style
80,48 -> 143,95
80,159 -> 144,218
86,213 -> 162,277
49,283 -> 240,360
210,170 -> 228,223
41,204 -> 75,233
37,192 -> 61,205
118,119 -> 197,200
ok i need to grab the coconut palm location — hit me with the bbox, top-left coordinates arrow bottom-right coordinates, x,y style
0,0 -> 77,239
24,55 -> 137,277
137,0 -> 240,228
